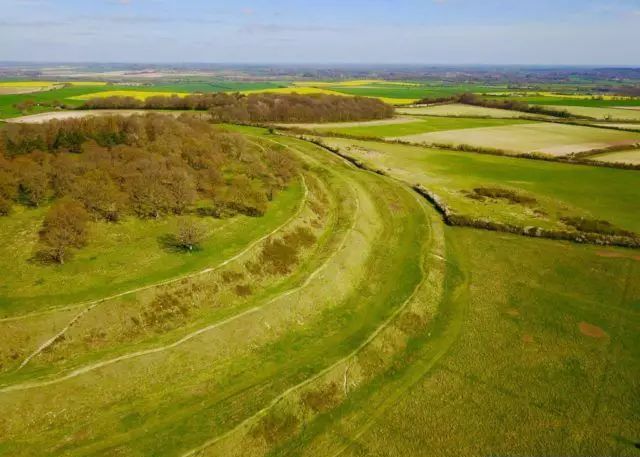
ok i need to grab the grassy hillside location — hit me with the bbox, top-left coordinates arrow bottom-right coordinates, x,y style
0,94 -> 638,457
0,132 -> 437,456
0,182 -> 303,314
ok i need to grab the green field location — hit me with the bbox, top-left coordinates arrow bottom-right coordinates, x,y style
319,137 -> 640,233
291,227 -> 639,456
389,122 -> 640,156
0,86 -> 111,118
314,116 -> 532,137
494,95 -> 640,108
328,83 -> 503,100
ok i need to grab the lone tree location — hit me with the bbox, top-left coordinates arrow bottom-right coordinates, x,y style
175,217 -> 206,251
39,199 -> 90,264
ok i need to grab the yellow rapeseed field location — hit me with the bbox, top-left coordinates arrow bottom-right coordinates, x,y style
70,90 -> 190,100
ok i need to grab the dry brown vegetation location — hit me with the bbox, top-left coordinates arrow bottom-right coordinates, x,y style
80,92 -> 394,123
0,114 -> 298,261
468,187 -> 538,205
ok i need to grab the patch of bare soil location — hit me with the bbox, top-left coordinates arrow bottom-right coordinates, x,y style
596,251 -> 625,258
596,251 -> 640,261
522,334 -> 534,344
0,87 -> 42,95
388,200 -> 402,214
578,322 -> 608,339
506,308 -> 520,317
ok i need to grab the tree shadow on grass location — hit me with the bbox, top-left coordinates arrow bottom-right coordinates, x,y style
157,234 -> 203,254
27,249 -> 61,266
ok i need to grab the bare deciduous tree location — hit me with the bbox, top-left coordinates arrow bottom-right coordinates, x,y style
175,217 -> 206,251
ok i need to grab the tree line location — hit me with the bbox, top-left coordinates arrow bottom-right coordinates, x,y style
80,92 -> 395,123
0,114 -> 298,263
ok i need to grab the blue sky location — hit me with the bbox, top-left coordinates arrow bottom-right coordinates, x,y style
1,0 -> 639,64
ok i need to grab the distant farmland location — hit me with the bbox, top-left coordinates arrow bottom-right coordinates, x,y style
0,83 -> 638,457
388,122 -> 640,156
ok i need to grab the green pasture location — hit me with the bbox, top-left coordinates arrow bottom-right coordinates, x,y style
328,83 -> 501,100
0,82 -> 284,119
315,116 -> 532,137
320,137 -> 640,233
290,227 -> 640,456
389,122 -> 640,155
495,95 -> 640,108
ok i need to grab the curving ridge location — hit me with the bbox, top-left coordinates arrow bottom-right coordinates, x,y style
0,132 -> 451,457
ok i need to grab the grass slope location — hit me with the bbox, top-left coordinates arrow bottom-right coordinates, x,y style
289,228 -> 640,457
0,182 -> 304,315
0,132 -> 434,457
0,125 -> 637,457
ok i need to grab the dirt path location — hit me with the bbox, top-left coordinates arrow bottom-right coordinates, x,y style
11,176 -> 309,372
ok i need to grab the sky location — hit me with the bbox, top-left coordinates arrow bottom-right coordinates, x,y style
1,0 -> 640,65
